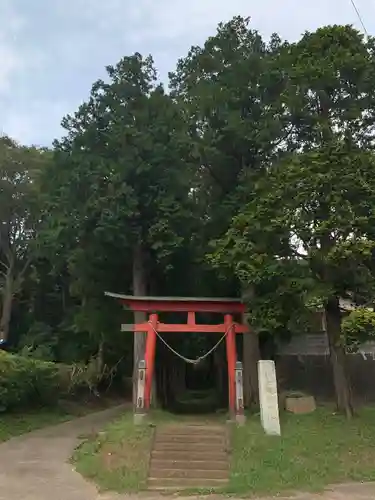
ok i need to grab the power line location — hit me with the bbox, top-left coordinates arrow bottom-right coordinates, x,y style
350,0 -> 368,36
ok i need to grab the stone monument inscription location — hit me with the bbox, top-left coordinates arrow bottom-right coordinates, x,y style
258,360 -> 281,436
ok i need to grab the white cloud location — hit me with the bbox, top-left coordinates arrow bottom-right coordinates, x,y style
2,0 -> 375,145
52,0 -> 373,81
0,1 -> 25,95
0,46 -> 23,95
2,100 -> 70,147
85,0 -> 371,44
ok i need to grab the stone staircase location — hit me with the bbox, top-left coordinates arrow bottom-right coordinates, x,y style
148,423 -> 229,491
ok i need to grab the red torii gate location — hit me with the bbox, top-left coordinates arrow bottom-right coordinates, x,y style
105,292 -> 250,416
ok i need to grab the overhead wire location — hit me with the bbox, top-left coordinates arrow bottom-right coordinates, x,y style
350,0 -> 369,36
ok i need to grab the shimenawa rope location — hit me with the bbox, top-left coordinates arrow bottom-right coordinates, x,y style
147,321 -> 233,365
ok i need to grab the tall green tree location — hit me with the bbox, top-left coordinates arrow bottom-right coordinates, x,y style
170,16 -> 289,237
169,16 -> 291,405
39,53 -> 194,402
213,24 -> 375,417
281,24 -> 375,150
0,136 -> 49,345
214,143 -> 375,418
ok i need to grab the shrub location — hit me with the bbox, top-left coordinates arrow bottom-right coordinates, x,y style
0,351 -> 60,411
58,354 -> 126,397
341,308 -> 375,353
57,361 -> 100,396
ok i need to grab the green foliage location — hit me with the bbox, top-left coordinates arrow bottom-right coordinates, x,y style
0,351 -> 60,411
0,349 -> 110,413
170,17 -> 289,247
17,322 -> 56,361
48,53 -> 193,265
213,143 -> 375,336
281,25 -> 375,150
0,136 -> 51,343
210,24 -> 375,415
212,24 -> 375,340
33,53 -> 195,375
342,308 -> 375,353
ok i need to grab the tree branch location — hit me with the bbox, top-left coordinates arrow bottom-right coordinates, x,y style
19,256 -> 32,280
0,254 -> 11,278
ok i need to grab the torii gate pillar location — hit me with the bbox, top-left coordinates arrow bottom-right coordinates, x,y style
144,313 -> 158,410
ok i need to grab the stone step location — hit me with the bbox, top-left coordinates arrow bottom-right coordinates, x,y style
150,459 -> 228,471
153,441 -> 226,452
148,424 -> 229,492
148,477 -> 227,490
158,425 -> 225,435
151,450 -> 228,461
154,434 -> 225,445
149,467 -> 228,479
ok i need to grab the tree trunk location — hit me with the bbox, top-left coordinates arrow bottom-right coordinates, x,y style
150,376 -> 158,408
325,297 -> 354,419
214,348 -> 225,404
96,339 -> 104,375
241,286 -> 260,409
243,328 -> 260,408
132,241 -> 147,407
171,361 -> 185,397
164,362 -> 171,407
0,267 -> 14,345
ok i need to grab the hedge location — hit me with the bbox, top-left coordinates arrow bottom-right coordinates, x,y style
0,351 -> 60,411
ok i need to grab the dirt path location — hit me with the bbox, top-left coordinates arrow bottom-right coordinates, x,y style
0,407 -> 374,500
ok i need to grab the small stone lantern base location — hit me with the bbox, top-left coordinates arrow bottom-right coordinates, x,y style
285,393 -> 316,414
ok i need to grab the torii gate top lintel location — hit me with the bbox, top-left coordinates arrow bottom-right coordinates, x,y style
104,292 -> 246,314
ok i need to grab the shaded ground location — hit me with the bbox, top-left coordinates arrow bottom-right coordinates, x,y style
1,407 -> 375,500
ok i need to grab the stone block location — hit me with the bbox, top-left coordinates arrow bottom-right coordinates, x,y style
285,394 -> 316,414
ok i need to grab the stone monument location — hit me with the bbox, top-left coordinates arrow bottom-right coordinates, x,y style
258,360 -> 281,436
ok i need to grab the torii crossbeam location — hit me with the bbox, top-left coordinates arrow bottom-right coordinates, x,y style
105,292 -> 250,416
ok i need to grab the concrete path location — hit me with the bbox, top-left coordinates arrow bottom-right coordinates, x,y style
0,407 -> 374,500
0,406 -> 128,500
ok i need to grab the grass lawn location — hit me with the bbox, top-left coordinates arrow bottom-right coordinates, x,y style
72,413 -> 154,492
227,406 -> 375,496
0,396 -> 125,443
0,408 -> 73,442
72,406 -> 375,497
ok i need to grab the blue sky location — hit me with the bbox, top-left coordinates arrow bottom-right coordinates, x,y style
0,0 -> 373,146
